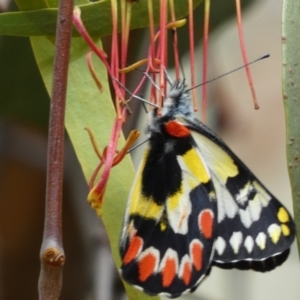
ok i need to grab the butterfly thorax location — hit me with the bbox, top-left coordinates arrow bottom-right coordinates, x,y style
161,80 -> 194,118
148,80 -> 194,136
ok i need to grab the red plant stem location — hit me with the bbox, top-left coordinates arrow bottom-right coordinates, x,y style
92,108 -> 126,199
38,0 -> 73,297
111,0 -> 118,80
169,0 -> 180,80
235,0 -> 259,109
188,0 -> 197,112
72,9 -> 123,101
120,0 -> 131,89
159,0 -> 167,107
148,0 -> 156,66
110,0 -> 122,117
202,0 -> 210,122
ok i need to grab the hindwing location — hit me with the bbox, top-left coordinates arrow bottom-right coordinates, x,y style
184,117 -> 295,271
120,121 -> 218,297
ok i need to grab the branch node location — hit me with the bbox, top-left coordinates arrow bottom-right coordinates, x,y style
41,247 -> 66,266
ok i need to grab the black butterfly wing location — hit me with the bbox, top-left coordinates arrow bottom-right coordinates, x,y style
184,117 -> 295,272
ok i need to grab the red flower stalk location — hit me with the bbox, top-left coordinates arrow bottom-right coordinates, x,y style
201,0 -> 210,122
188,0 -> 198,113
235,0 -> 259,109
73,3 -> 139,215
87,109 -> 140,215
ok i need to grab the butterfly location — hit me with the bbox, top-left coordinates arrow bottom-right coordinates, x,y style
119,80 -> 295,298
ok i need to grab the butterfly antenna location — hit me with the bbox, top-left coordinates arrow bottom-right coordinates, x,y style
164,68 -> 174,85
142,71 -> 161,91
127,137 -> 150,153
141,96 -> 149,114
179,56 -> 186,81
185,53 -> 270,92
134,68 -> 161,90
111,77 -> 158,108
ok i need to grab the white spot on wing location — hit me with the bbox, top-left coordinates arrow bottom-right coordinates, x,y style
166,164 -> 192,235
244,236 -> 254,253
213,177 -> 238,223
214,236 -> 226,255
268,224 -> 281,244
223,193 -> 238,219
236,182 -> 253,205
229,231 -> 243,254
255,232 -> 267,250
167,192 -> 191,234
248,195 -> 262,221
239,208 -> 252,228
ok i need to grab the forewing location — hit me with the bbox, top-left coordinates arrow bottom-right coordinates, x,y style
120,135 -> 217,297
187,119 -> 295,272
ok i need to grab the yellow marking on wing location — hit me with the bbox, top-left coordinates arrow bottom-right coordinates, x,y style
129,151 -> 164,220
190,132 -> 238,182
168,183 -> 183,210
187,177 -> 199,190
277,207 -> 290,223
181,148 -> 210,183
281,224 -> 290,236
160,222 -> 167,231
209,190 -> 216,200
252,181 -> 271,206
131,177 -> 164,219
208,148 -> 238,182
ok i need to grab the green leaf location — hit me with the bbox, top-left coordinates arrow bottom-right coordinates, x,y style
0,0 -> 202,37
31,36 -> 159,300
282,0 -> 300,255
15,0 -> 89,11
15,0 -> 49,11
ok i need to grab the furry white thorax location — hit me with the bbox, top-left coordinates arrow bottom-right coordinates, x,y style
147,80 -> 194,134
161,80 -> 194,118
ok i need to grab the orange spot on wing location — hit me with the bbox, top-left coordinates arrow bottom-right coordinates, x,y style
123,236 -> 143,265
165,121 -> 190,138
162,258 -> 177,287
199,210 -> 214,239
138,253 -> 157,282
181,262 -> 192,285
191,241 -> 203,271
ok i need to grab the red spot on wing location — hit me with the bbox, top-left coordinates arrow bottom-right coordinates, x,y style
165,121 -> 190,138
181,261 -> 192,286
138,253 -> 157,282
199,209 -> 214,239
191,241 -> 203,271
123,236 -> 143,265
162,258 -> 177,287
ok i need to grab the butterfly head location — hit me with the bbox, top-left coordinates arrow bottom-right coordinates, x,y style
161,79 -> 194,119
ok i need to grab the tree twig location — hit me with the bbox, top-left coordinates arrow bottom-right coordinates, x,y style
38,0 -> 74,298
